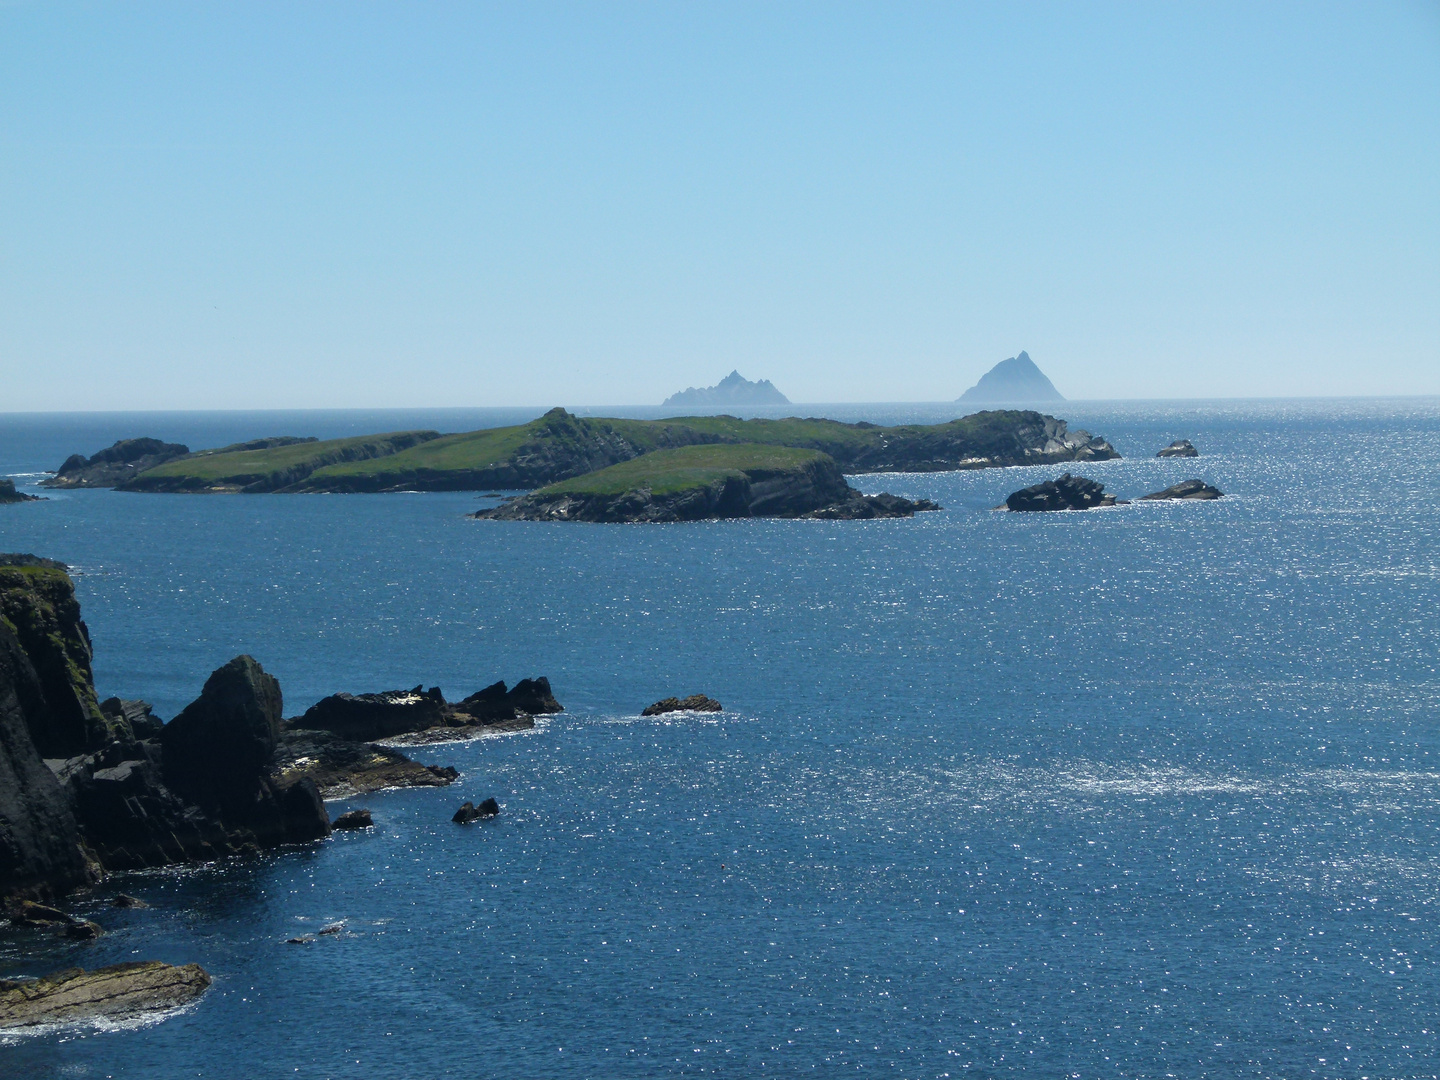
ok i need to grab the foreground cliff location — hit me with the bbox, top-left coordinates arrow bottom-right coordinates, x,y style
474,445 -> 940,522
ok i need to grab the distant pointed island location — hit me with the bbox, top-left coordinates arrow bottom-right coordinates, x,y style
958,351 -> 1064,403
663,370 -> 790,407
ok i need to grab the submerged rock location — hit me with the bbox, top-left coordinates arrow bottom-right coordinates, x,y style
1002,473 -> 1124,512
641,695 -> 723,716
1139,479 -> 1224,501
1156,439 -> 1199,458
0,961 -> 211,1029
452,798 -> 500,823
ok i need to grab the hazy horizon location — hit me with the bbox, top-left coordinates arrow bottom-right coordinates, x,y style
3,3 -> 1437,409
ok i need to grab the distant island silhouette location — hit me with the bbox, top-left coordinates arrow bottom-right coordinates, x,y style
958,351 -> 1064,403
664,370 -> 790,407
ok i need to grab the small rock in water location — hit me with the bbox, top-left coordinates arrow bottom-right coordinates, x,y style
1156,439 -> 1199,458
286,936 -> 312,945
318,923 -> 344,936
112,894 -> 149,909
1139,479 -> 1223,501
641,694 -> 723,717
62,920 -> 104,941
1001,473 -> 1123,512
332,809 -> 374,830
8,901 -> 73,927
452,798 -> 500,823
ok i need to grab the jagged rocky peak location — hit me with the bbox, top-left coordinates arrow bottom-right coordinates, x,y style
663,371 -> 790,407
958,351 -> 1064,404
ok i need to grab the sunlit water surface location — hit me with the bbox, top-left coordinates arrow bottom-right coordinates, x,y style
0,399 -> 1437,1078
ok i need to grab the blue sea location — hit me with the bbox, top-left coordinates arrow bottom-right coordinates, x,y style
0,399 -> 1437,1079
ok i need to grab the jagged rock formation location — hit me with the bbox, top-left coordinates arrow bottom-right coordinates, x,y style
0,961 -> 211,1029
40,438 -> 190,489
1139,479 -> 1223,501
1001,473 -> 1124,511
452,798 -> 500,823
1156,440 -> 1199,458
663,371 -> 790,407
958,352 -> 1064,403
0,480 -> 42,504
271,728 -> 458,798
642,695 -> 723,716
295,677 -> 562,744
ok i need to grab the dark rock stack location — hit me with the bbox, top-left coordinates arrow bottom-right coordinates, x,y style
0,556 -> 332,900
332,809 -> 373,830
1002,473 -> 1124,512
452,798 -> 500,823
1156,440 -> 1199,458
641,695 -> 723,717
451,677 -> 563,725
1139,479 -> 1223,501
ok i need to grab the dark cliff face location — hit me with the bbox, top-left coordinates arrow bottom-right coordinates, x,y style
0,560 -> 330,898
0,562 -> 118,758
0,621 -> 97,899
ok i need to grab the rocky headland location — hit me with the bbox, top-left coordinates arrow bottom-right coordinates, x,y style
0,480 -> 43,504
39,438 -> 190,489
1156,439 -> 1199,458
474,445 -> 940,523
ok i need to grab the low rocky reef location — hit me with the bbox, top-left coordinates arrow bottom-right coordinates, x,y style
0,960 -> 211,1029
642,695 -> 723,716
474,445 -> 940,523
1156,439 -> 1199,458
0,480 -> 42,504
1139,479 -> 1224,501
39,438 -> 191,489
1001,474 -> 1225,511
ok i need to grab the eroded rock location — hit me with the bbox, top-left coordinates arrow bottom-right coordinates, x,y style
0,961 -> 210,1029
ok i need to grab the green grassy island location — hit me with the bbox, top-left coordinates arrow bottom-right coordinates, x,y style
473,443 -> 941,522
93,407 -> 1117,497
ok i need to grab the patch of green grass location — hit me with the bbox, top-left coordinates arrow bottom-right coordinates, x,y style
541,444 -> 825,496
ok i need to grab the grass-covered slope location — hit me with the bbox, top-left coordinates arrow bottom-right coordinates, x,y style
289,408 -> 1117,493
475,443 -> 936,522
118,431 -> 441,493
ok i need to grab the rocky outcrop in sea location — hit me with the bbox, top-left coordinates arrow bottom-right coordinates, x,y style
1156,440 -> 1199,458
0,961 -> 211,1029
1001,473 -> 1124,512
0,480 -> 42,504
642,695 -> 723,716
1139,479 -> 1223,501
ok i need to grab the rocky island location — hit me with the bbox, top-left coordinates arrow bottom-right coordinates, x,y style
1139,479 -> 1223,501
1001,473 -> 1124,511
958,351 -> 1064,403
1156,439 -> 1199,458
49,408 -> 1118,496
663,370 -> 790,407
472,444 -> 940,522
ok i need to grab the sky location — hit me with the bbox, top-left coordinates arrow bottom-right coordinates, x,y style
1,2 -> 1437,410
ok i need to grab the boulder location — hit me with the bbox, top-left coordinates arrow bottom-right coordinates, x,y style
641,694 -> 723,717
452,798 -> 500,823
332,809 -> 374,830
298,686 -> 446,741
1139,479 -> 1224,501
1001,473 -> 1124,512
1156,439 -> 1199,458
0,961 -> 211,1029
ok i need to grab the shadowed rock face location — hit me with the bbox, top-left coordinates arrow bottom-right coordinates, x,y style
1003,473 -> 1123,512
0,480 -> 42,504
1140,479 -> 1223,501
0,961 -> 211,1028
40,438 -> 190,489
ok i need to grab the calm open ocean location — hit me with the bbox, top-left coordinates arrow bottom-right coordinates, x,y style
1,399 -> 1437,1079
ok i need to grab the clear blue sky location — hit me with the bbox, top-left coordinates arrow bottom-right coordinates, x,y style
2,2 -> 1436,409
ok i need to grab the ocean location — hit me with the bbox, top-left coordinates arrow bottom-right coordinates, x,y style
1,398 -> 1437,1078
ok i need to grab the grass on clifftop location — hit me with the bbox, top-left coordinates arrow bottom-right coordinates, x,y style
540,444 -> 827,497
132,431 -> 439,485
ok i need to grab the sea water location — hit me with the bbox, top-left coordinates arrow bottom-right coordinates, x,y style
0,399 -> 1436,1079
